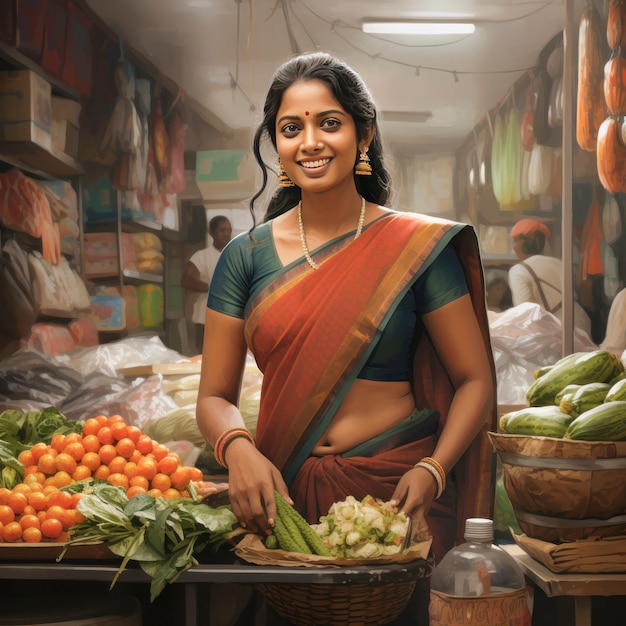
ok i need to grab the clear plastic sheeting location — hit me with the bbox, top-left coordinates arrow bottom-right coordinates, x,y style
0,337 -> 189,427
489,302 -> 598,404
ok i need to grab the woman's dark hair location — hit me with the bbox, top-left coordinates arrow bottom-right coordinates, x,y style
248,52 -> 391,226
520,231 -> 546,256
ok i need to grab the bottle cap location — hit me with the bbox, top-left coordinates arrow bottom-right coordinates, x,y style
464,517 -> 494,541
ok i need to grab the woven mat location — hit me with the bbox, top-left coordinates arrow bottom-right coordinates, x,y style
513,532 -> 626,573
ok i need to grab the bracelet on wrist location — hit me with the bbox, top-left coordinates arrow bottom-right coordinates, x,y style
214,427 -> 255,469
414,456 -> 446,499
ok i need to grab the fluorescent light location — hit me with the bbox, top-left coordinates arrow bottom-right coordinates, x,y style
362,22 -> 475,35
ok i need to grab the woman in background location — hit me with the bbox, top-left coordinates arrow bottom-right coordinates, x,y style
195,51 -> 496,624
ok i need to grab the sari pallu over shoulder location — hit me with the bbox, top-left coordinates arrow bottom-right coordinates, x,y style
245,212 -> 497,544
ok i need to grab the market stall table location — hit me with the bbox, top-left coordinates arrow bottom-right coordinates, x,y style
0,551 -> 430,626
501,543 -> 626,626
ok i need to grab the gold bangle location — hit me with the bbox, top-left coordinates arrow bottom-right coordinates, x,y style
420,457 -> 446,487
214,427 -> 255,469
414,457 -> 446,499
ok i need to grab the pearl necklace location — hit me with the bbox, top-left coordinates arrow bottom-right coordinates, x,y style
297,197 -> 366,271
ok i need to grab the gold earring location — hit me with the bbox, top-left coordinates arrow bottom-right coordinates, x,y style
278,160 -> 295,187
355,148 -> 372,176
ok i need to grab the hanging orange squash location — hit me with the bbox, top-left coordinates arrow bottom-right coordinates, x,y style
604,54 -> 626,115
577,3 -> 607,151
596,116 -> 626,192
607,0 -> 626,49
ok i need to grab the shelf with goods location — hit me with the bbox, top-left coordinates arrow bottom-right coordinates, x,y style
80,180 -> 167,341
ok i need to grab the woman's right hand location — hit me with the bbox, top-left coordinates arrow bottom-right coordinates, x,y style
223,438 -> 291,536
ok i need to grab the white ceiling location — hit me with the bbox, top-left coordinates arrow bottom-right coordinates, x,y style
85,0 -> 566,157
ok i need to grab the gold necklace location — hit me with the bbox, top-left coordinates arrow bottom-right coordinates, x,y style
297,197 -> 366,271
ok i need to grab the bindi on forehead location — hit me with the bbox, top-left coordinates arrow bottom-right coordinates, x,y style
305,111 -> 309,116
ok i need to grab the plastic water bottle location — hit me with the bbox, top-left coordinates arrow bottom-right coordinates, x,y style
429,518 -> 528,626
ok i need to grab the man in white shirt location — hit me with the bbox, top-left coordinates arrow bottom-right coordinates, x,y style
182,215 -> 232,353
508,218 -> 592,337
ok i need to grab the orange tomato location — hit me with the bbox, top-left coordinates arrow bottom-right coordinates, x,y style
110,421 -> 128,441
157,455 -> 180,476
136,457 -> 158,481
37,453 -> 58,475
107,473 -> 129,490
81,452 -> 101,472
126,485 -> 147,499
22,526 -> 42,543
123,462 -> 138,480
0,504 -> 15,525
188,466 -> 203,482
107,414 -> 126,426
129,475 -> 149,490
108,456 -> 128,475
41,517 -> 63,539
147,488 -> 163,498
81,417 -> 102,436
150,443 -> 169,462
98,444 -> 117,465
115,437 -> 135,459
126,425 -> 142,443
135,436 -> 154,456
162,488 -> 182,499
17,449 -> 35,468
27,491 -> 48,512
64,442 -> 86,462
82,434 -> 100,453
0,487 -> 12,505
54,453 -> 77,475
50,433 -> 66,452
12,483 -> 32,495
97,427 -> 114,446
170,467 -> 191,491
93,465 -> 111,481
47,489 -> 73,509
2,520 -> 22,542
72,465 -> 92,481
150,473 -> 171,492
6,492 -> 28,515
30,442 -> 50,463
19,514 -> 40,530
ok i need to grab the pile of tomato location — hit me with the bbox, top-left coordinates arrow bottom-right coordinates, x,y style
0,414 -> 203,544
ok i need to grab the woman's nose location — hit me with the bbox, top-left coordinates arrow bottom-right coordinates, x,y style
301,126 -> 322,151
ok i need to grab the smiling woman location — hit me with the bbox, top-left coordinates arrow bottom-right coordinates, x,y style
194,51 -> 497,626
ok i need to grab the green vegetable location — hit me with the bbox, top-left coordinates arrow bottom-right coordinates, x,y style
559,382 -> 611,417
605,378 -> 626,402
526,350 -> 622,407
564,401 -> 626,441
0,407 -> 82,488
311,495 -> 410,559
554,384 -> 583,405
499,405 -> 575,438
59,481 -> 240,601
274,490 -> 330,556
272,510 -> 311,554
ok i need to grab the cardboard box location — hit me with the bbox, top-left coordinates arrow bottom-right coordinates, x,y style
0,69 -> 52,151
83,232 -> 137,278
51,96 -> 80,158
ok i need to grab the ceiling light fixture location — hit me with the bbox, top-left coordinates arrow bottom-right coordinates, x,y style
362,22 -> 475,36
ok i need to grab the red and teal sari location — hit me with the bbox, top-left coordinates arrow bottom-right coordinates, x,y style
244,212 -> 496,558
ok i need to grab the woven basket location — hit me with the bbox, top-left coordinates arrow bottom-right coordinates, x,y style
489,432 -> 626,542
258,579 -> 417,626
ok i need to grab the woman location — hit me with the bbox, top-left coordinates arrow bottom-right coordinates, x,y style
196,52 -> 496,574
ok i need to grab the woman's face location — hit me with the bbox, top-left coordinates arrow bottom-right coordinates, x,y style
275,79 -> 363,193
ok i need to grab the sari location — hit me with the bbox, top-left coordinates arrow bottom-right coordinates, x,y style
244,211 -> 497,558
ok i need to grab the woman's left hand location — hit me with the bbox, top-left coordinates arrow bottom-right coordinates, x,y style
389,465 -> 438,539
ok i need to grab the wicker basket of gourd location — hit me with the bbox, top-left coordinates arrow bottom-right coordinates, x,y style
490,349 -> 626,542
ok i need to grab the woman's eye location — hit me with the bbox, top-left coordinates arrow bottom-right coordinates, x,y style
281,123 -> 300,136
322,118 -> 341,130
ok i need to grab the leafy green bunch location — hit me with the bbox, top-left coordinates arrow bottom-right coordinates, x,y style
312,494 -> 409,559
60,481 -> 241,601
0,407 -> 82,487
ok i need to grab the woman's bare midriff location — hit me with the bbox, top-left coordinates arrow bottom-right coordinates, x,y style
311,379 -> 415,455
